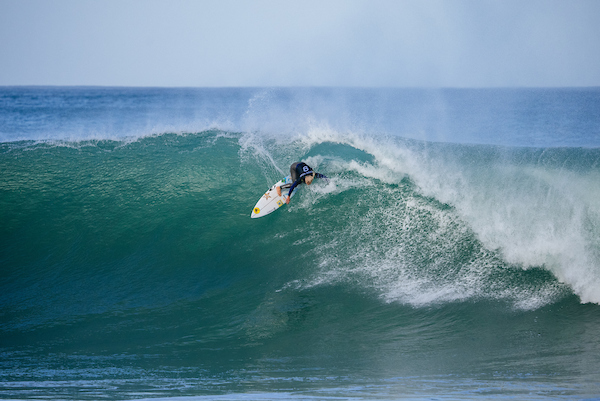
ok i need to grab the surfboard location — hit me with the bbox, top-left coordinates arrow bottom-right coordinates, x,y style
251,175 -> 298,218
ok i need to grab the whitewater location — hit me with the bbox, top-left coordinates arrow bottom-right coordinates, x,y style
1,87 -> 600,399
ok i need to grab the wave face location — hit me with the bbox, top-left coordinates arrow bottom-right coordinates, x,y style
1,87 -> 600,399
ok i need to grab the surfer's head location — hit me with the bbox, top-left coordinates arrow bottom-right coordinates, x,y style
305,173 -> 315,185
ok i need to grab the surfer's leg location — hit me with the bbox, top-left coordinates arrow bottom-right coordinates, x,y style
290,162 -> 299,182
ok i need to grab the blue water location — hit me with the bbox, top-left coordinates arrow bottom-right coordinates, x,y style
1,87 -> 600,400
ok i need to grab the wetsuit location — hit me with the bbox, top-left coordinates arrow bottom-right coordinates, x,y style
282,162 -> 328,197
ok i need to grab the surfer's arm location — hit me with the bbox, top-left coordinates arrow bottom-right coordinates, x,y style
285,174 -> 326,202
287,180 -> 301,198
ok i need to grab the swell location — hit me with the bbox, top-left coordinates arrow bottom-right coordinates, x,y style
1,129 -> 594,336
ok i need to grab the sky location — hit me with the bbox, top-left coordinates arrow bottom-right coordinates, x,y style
1,0 -> 600,87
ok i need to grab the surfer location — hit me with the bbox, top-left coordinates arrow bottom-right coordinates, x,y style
277,162 -> 328,204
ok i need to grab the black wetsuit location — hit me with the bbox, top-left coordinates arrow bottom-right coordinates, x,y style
283,162 -> 327,197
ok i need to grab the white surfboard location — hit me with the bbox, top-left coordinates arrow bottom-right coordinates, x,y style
251,175 -> 298,218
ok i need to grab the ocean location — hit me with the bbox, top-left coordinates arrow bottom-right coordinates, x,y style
1,87 -> 600,400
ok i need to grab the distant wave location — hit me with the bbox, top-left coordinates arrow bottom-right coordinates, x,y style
2,87 -> 600,147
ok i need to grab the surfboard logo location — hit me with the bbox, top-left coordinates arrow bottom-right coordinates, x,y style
253,207 -> 260,214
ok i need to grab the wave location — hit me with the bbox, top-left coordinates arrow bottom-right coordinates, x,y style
2,129 -> 598,315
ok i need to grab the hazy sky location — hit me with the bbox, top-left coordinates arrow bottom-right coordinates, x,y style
1,0 -> 599,87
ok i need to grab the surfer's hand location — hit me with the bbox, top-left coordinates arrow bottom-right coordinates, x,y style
285,196 -> 290,204
276,186 -> 282,197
